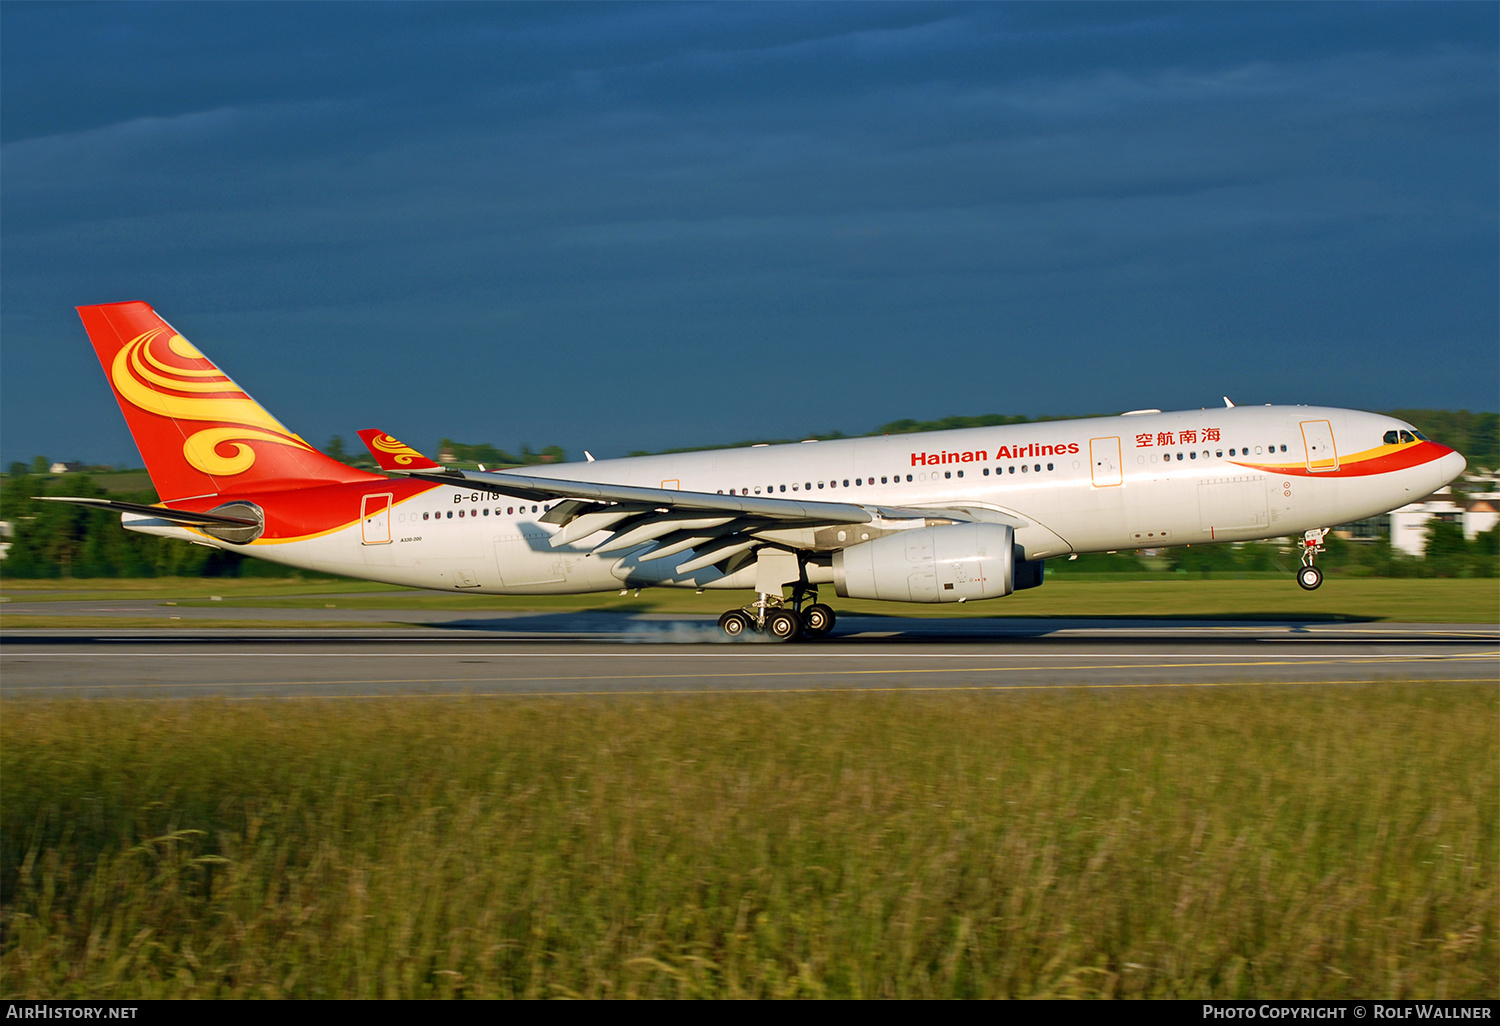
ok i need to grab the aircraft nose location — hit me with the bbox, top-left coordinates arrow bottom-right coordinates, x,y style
1433,445 -> 1467,487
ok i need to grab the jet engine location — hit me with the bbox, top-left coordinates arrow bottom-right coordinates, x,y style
832,523 -> 1043,603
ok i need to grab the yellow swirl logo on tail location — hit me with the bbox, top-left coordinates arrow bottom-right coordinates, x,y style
370,434 -> 427,466
110,328 -> 315,477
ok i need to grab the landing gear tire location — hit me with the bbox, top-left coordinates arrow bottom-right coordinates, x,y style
765,609 -> 801,643
719,610 -> 752,639
1297,565 -> 1323,591
801,603 -> 836,638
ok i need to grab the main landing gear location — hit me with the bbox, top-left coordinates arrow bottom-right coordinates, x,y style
717,587 -> 836,642
1297,528 -> 1329,591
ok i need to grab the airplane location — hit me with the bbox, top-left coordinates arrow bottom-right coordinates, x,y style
44,301 -> 1468,641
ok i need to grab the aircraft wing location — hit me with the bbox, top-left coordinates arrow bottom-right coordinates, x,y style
403,467 -> 974,570
359,429 -> 968,572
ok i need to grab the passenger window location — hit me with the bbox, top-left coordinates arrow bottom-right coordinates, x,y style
1020,465 -> 1027,473
1047,463 -> 1054,471
423,512 -> 429,520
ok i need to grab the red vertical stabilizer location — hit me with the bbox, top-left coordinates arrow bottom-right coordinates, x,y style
76,302 -> 380,501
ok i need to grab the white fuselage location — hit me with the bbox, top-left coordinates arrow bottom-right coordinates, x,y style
125,405 -> 1466,596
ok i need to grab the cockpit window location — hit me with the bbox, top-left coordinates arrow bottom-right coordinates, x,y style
1383,431 -> 1399,445
1412,430 -> 1428,441
1399,430 -> 1416,443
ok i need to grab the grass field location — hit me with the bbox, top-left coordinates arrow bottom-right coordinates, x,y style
2,684 -> 1494,998
2,577 -> 1498,624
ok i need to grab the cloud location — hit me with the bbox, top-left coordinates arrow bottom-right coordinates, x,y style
2,4 -> 1495,466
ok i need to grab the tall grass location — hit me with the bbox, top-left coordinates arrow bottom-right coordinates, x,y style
2,685 -> 1494,998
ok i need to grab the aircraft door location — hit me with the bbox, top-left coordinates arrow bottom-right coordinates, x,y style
361,493 -> 393,544
1089,437 -> 1122,487
1300,420 -> 1339,473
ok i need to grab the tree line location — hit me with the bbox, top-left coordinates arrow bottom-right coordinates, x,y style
1053,526 -> 1497,579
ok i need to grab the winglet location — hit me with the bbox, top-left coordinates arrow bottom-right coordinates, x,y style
1223,396 -> 1236,408
357,429 -> 443,471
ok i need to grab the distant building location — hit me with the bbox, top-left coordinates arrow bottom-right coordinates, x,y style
1343,468 -> 1499,557
1334,514 -> 1389,543
1464,497 -> 1498,540
48,461 -> 82,475
1389,488 -> 1465,557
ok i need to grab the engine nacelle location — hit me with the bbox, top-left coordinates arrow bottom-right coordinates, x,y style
833,523 -> 1042,603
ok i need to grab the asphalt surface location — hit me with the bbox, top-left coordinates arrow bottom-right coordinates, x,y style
2,610 -> 1494,699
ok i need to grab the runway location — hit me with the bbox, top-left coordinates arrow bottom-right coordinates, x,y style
2,612 -> 1494,698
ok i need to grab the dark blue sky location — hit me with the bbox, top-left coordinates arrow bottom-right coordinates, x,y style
3,2 -> 1496,467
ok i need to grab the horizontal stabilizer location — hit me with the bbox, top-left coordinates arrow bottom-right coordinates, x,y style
37,495 -> 260,527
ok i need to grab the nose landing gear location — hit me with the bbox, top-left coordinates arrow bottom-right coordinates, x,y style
1297,528 -> 1329,591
